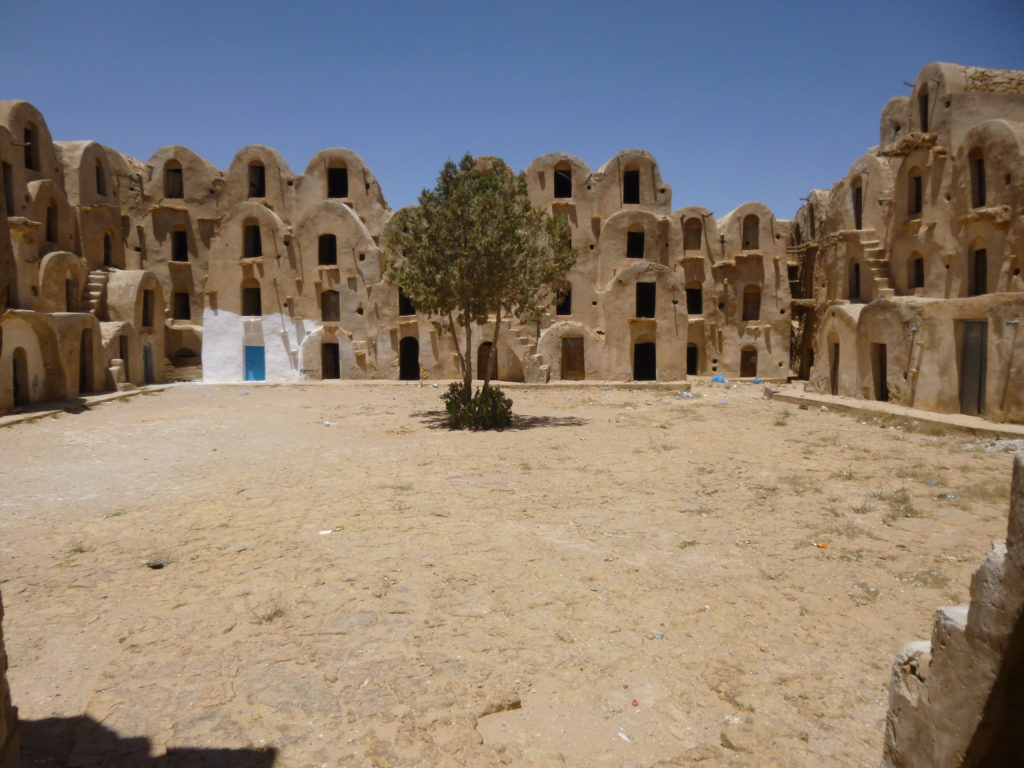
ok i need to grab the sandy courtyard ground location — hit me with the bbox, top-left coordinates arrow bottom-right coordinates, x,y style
0,381 -> 1018,767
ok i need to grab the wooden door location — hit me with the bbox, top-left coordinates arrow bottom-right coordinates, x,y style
561,337 -> 584,380
960,321 -> 987,415
740,347 -> 757,377
477,342 -> 494,380
830,342 -> 840,395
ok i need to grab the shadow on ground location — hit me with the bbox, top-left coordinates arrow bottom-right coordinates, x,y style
411,410 -> 586,430
20,716 -> 277,767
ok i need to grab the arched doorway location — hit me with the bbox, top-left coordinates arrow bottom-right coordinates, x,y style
399,336 -> 420,380
633,342 -> 656,381
477,341 -> 495,380
740,346 -> 758,377
12,347 -> 29,406
79,329 -> 93,394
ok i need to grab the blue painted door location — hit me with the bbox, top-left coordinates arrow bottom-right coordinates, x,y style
244,345 -> 265,381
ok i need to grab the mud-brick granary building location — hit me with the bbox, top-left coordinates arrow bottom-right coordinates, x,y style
0,61 -> 1022,421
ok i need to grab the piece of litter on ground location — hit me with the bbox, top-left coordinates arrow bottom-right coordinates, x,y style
322,421 -> 338,428
937,493 -> 956,499
820,405 -> 829,411
618,732 -> 631,743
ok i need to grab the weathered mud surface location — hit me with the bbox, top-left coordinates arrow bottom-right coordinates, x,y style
0,382 -> 1013,766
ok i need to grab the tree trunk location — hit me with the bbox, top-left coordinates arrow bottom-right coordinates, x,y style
483,307 -> 501,392
447,313 -> 472,404
463,322 -> 473,403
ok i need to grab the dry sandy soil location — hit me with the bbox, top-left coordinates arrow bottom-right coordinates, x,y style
0,381 -> 1018,767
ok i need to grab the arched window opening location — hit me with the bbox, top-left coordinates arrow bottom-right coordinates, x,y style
95,159 -> 107,197
103,233 -> 112,266
327,164 -> 349,198
163,160 -> 183,199
683,218 -> 702,251
741,214 -> 759,250
849,261 -> 861,301
969,248 -> 987,296
399,336 -> 420,380
242,279 -> 262,317
635,282 -> 656,318
553,162 -> 572,199
173,292 -> 191,320
622,169 -> 640,204
555,285 -> 572,316
908,171 -> 923,216
742,285 -> 761,321
740,346 -> 758,378
243,221 -> 262,258
321,290 -> 341,322
685,282 -> 702,315
141,289 -> 154,327
171,229 -> 188,262
248,162 -> 266,198
829,341 -> 840,395
23,125 -> 38,171
626,226 -> 645,258
918,86 -> 929,132
969,149 -> 986,208
318,234 -> 337,265
851,180 -> 864,229
45,203 -> 57,242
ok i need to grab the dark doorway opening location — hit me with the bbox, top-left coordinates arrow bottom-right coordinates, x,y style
242,283 -> 262,317
872,343 -> 888,402
143,345 -> 154,385
79,329 -> 93,394
970,151 -> 986,207
911,257 -> 925,290
12,347 -> 29,406
173,292 -> 191,320
626,230 -> 645,258
683,218 -> 702,251
327,167 -> 349,198
635,282 -> 655,318
853,184 -> 863,229
686,343 -> 699,376
633,342 -> 656,381
46,204 -> 57,243
477,342 -> 495,380
318,234 -> 337,265
741,215 -> 759,249
103,234 -> 112,267
685,285 -> 702,315
970,249 -> 987,296
164,164 -> 183,198
553,166 -> 572,198
740,346 -> 757,377
561,337 -> 584,380
322,342 -> 340,379
171,230 -> 188,262
398,289 -> 416,316
65,278 -> 75,312
555,286 -> 572,316
248,163 -> 266,198
243,224 -> 262,258
960,320 -> 987,416
850,262 -> 861,301
399,336 -> 420,380
2,162 -> 13,216
623,170 -> 640,204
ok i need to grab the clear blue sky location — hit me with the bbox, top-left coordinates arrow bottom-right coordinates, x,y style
2,0 -> 1022,218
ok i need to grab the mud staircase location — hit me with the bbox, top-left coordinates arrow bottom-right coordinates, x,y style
857,231 -> 895,299
500,318 -> 547,381
81,267 -> 114,318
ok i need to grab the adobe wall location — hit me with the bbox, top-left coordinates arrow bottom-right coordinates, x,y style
0,591 -> 18,768
882,453 -> 1024,767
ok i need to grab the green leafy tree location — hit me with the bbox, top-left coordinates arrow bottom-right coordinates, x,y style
385,154 -> 576,423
